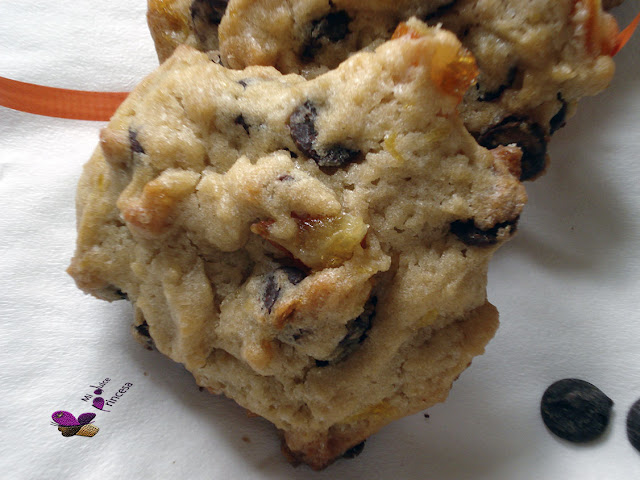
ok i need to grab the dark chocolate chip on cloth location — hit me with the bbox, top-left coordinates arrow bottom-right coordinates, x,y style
541,379 -> 614,443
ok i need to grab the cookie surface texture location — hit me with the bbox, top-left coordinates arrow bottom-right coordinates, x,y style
69,26 -> 526,469
150,0 -> 618,181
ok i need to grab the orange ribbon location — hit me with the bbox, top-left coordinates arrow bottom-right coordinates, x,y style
0,76 -> 128,121
612,10 -> 640,56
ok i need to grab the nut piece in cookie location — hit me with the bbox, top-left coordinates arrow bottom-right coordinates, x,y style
69,23 -> 525,469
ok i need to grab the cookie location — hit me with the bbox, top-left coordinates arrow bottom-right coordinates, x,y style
69,25 -> 526,469
147,0 -> 229,62
149,0 -> 619,181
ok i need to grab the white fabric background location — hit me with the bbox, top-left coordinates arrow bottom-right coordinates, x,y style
1,1 -> 639,478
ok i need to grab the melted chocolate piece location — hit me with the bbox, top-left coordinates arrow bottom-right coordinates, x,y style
280,266 -> 306,285
541,378 -> 613,443
263,266 -> 307,313
134,321 -> 155,350
135,322 -> 151,338
450,218 -> 518,246
235,114 -> 250,135
315,297 -> 376,367
303,10 -> 351,59
342,441 -> 366,459
288,101 -> 360,167
550,94 -> 568,134
263,274 -> 280,314
477,117 -> 547,181
129,129 -> 145,155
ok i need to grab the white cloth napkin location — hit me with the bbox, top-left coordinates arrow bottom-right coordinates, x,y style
2,1 -> 640,478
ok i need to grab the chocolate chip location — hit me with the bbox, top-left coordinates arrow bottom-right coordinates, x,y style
627,398 -> 640,452
550,94 -> 568,134
303,10 -> 351,59
450,218 -> 518,246
235,114 -> 250,135
135,322 -> 151,338
283,148 -> 298,159
129,129 -> 145,155
263,274 -> 280,314
191,0 -> 229,42
289,101 -> 317,154
541,378 -> 613,443
263,267 -> 307,313
477,118 -> 547,181
280,266 -> 306,285
238,79 -> 248,89
288,101 -> 360,167
342,441 -> 366,459
134,320 -> 155,350
316,297 -> 376,367
477,66 -> 517,102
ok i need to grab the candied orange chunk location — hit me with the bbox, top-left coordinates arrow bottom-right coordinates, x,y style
251,213 -> 368,270
391,22 -> 428,40
433,47 -> 479,99
392,21 -> 478,100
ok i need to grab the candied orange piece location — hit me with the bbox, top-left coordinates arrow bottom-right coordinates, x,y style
433,47 -> 478,99
391,22 -> 427,40
251,213 -> 367,270
392,21 -> 478,101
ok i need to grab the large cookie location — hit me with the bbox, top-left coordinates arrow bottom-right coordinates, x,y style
69,25 -> 526,469
148,0 -> 619,181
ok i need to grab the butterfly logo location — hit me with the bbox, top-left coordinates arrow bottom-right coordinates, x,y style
51,411 -> 99,437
